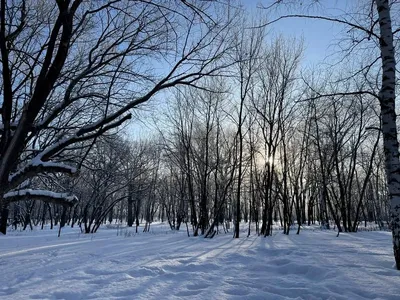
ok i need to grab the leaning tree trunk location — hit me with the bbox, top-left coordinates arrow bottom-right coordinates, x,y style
375,0 -> 400,270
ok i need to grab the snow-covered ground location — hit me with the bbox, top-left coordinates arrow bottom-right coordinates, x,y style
0,224 -> 399,300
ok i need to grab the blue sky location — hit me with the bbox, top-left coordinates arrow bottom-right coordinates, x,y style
126,0 -> 355,138
241,0 -> 352,67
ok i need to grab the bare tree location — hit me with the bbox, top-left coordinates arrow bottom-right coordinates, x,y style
0,0 -> 235,234
263,0 -> 400,269
231,16 -> 264,238
251,38 -> 302,236
375,0 -> 400,269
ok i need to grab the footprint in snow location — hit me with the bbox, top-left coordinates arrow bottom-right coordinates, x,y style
186,282 -> 210,290
269,258 -> 291,266
176,289 -> 203,297
224,287 -> 250,296
128,266 -> 165,277
0,287 -> 18,296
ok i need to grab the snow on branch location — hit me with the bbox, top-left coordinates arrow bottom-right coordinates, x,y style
8,160 -> 78,191
6,115 -> 129,192
3,189 -> 78,207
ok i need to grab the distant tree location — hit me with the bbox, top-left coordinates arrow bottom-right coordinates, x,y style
232,16 -> 264,238
75,137 -> 129,233
252,38 -> 302,236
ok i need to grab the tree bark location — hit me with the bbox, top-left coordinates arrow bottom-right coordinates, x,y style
375,0 -> 400,269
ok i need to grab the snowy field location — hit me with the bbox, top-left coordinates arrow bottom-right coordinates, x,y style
1,224 -> 399,300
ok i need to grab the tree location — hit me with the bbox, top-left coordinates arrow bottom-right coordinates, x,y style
264,0 -> 400,267
232,16 -> 264,238
75,137 -> 129,233
375,0 -> 400,269
0,0 -> 235,234
251,38 -> 302,236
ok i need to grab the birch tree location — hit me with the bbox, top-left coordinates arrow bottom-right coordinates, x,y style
375,0 -> 400,269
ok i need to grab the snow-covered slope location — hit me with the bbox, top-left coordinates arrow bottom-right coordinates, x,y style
0,225 -> 398,299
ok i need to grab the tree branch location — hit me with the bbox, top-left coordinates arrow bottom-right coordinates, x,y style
256,14 -> 380,40
3,189 -> 78,207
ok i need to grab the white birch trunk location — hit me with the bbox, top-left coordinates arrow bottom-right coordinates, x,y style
375,0 -> 400,269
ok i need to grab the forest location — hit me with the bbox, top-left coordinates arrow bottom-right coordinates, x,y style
0,1 -> 400,296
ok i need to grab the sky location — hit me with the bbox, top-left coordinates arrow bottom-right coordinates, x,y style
125,0 -> 356,139
241,0 -> 353,67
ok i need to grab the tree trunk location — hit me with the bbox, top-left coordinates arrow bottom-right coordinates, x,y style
0,204 -> 9,234
127,184 -> 134,227
375,0 -> 400,270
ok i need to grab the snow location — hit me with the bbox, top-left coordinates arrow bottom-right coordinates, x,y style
3,189 -> 78,204
8,157 -> 78,183
0,225 -> 399,300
